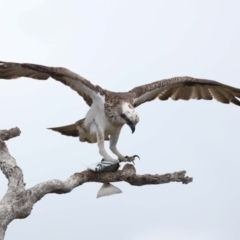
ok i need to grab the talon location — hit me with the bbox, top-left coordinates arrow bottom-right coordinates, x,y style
133,155 -> 140,160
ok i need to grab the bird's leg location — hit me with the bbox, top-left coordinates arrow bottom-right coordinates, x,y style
110,132 -> 140,164
94,120 -> 119,163
109,133 -> 125,159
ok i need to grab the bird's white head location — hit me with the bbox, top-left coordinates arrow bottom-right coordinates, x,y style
120,102 -> 139,133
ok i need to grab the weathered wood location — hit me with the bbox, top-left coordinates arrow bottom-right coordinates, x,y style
0,127 -> 21,141
0,127 -> 192,240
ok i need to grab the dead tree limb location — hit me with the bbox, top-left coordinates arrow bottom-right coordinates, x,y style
0,127 -> 193,240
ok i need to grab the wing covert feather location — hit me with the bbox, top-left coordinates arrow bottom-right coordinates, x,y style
0,61 -> 105,106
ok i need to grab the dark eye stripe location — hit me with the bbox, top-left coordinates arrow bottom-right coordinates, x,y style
121,113 -> 133,125
120,113 -> 127,119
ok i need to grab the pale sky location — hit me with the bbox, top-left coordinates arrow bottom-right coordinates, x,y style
1,1 -> 240,240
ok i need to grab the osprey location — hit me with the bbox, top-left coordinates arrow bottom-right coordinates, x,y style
1,61 -> 240,197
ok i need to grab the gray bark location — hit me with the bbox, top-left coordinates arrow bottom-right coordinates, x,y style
0,127 -> 193,240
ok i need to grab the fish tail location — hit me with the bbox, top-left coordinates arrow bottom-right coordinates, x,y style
97,183 -> 122,198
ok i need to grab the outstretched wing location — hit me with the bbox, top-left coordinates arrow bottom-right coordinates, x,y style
129,76 -> 240,107
0,61 -> 105,106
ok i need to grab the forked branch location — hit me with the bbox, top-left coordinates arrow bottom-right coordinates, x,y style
0,127 -> 193,240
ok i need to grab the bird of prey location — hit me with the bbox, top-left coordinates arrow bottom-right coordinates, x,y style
1,60 -> 240,197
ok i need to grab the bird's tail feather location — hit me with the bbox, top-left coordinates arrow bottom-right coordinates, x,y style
97,183 -> 122,198
48,123 -> 79,137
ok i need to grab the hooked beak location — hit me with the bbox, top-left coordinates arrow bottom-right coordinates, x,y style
128,123 -> 136,134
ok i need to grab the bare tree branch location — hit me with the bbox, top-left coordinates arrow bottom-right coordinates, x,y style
0,127 -> 21,141
0,127 -> 25,190
0,127 -> 25,240
0,127 -> 193,240
27,165 -> 192,204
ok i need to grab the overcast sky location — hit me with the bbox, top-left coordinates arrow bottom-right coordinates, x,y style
1,1 -> 240,239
